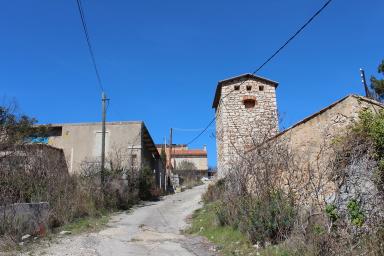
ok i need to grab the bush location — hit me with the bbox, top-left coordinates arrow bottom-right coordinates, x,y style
138,166 -> 158,201
347,199 -> 365,227
231,191 -> 296,245
202,178 -> 225,203
353,109 -> 384,190
205,181 -> 296,246
0,154 -> 159,245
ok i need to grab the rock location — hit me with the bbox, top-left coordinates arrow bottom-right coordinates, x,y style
59,230 -> 72,235
21,234 -> 31,241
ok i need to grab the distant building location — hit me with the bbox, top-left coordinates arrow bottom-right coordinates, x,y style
156,144 -> 208,171
40,121 -> 162,178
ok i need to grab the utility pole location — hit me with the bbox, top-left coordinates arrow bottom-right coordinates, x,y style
101,92 -> 108,194
360,68 -> 371,98
169,128 -> 173,172
164,136 -> 167,191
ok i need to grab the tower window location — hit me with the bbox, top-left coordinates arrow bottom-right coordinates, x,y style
234,85 -> 240,90
259,85 -> 264,91
242,96 -> 257,109
246,85 -> 252,91
244,99 -> 256,109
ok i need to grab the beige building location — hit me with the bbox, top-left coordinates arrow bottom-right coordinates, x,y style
273,95 -> 383,166
43,121 -> 161,175
213,73 -> 279,177
156,144 -> 208,171
269,95 -> 384,203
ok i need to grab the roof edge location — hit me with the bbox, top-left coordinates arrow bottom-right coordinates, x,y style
272,94 -> 384,141
218,73 -> 279,86
40,121 -> 144,127
212,73 -> 279,109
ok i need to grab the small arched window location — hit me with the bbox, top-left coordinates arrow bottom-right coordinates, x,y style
242,96 -> 256,109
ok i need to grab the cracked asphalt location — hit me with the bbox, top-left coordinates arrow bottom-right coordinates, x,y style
22,184 -> 216,256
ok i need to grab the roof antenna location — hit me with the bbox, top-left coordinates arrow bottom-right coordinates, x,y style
360,68 -> 371,98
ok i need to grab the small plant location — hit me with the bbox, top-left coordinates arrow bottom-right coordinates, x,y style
313,224 -> 326,236
202,179 -> 225,203
325,204 -> 339,223
214,202 -> 230,226
347,199 -> 365,227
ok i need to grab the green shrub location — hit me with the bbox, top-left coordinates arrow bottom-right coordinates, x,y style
347,199 -> 365,227
354,109 -> 384,190
243,191 -> 296,245
138,166 -> 158,201
325,204 -> 339,223
214,201 -> 232,226
202,178 -> 225,203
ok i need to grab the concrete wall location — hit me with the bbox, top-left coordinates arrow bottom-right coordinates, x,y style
173,156 -> 208,171
156,145 -> 208,171
0,203 -> 49,238
47,122 -> 151,174
215,76 -> 278,177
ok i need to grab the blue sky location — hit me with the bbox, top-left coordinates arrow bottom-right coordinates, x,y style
1,0 -> 383,167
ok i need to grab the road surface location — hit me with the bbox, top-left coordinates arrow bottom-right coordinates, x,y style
24,185 -> 215,256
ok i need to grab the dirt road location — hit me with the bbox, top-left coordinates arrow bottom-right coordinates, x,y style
23,185 -> 215,256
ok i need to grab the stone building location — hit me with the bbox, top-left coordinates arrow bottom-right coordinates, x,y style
268,95 -> 384,204
213,73 -> 279,177
41,121 -> 162,176
213,72 -> 384,222
272,95 -> 383,168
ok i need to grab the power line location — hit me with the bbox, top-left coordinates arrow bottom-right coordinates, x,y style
186,117 -> 216,145
173,127 -> 215,132
186,0 -> 334,146
251,0 -> 333,75
76,0 -> 104,92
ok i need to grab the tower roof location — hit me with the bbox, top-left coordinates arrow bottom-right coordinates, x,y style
212,73 -> 279,109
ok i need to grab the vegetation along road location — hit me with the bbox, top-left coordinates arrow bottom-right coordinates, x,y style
23,185 -> 215,256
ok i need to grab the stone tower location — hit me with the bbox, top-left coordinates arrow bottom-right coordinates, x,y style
212,74 -> 279,177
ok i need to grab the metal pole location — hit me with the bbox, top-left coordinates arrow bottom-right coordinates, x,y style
169,128 -> 173,172
101,92 -> 107,193
164,136 -> 167,191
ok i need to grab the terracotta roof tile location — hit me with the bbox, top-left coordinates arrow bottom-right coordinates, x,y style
172,149 -> 207,156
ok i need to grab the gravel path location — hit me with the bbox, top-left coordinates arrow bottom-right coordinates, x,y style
19,185 -> 216,256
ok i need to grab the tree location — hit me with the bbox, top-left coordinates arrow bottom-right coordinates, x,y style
160,145 -> 167,168
177,160 -> 197,171
370,60 -> 384,101
0,102 -> 41,157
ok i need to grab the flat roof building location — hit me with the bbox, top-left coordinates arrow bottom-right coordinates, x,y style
42,121 -> 161,176
156,144 -> 208,171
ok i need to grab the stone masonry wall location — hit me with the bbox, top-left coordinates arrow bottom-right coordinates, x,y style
216,77 -> 278,177
273,95 -> 384,205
